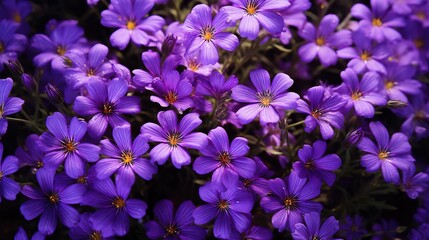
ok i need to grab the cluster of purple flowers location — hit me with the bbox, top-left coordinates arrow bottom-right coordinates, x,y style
0,0 -> 429,239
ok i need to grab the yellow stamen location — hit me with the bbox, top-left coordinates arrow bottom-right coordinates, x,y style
385,81 -> 395,90
121,151 -> 134,165
90,231 -> 103,240
360,51 -> 371,61
63,139 -> 77,153
218,151 -> 231,165
49,193 -> 59,204
126,21 -> 136,30
246,1 -> 257,15
167,133 -> 181,147
378,151 -> 389,160
351,91 -> 363,100
0,42 -> 4,53
87,68 -> 96,76
57,46 -> 67,56
165,225 -> 178,236
103,104 -> 113,115
316,37 -> 325,46
372,18 -> 383,27
414,39 -> 424,49
112,197 -> 126,208
13,12 -> 21,23
218,200 -> 229,210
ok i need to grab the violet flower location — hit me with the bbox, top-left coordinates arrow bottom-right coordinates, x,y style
15,134 -> 45,170
293,140 -> 342,186
82,178 -> 147,236
351,0 -> 405,42
0,20 -> 27,72
296,86 -> 346,140
73,78 -> 140,138
401,165 -> 429,199
382,63 -> 421,103
339,215 -> 367,240
400,94 -> 429,139
231,68 -> 299,125
40,112 -> 100,178
193,126 -> 256,189
298,14 -> 352,66
336,68 -> 387,118
196,70 -> 238,99
292,212 -> 339,240
100,0 -> 165,50
222,0 -> 290,40
31,20 -> 87,70
226,225 -> 273,240
20,168 -> 85,235
95,125 -> 157,189
193,182 -> 254,239
141,110 -> 208,168
69,213 -> 114,240
337,30 -> 390,74
144,200 -> 206,239
357,121 -> 415,184
0,0 -> 32,30
0,142 -> 20,203
0,77 -> 24,135
260,172 -> 322,232
183,4 -> 239,65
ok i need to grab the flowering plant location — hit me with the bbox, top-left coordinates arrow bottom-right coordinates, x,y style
1,0 -> 429,239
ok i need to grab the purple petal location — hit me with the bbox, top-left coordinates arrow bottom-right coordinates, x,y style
46,112 -> 68,140
215,32 -> 239,51
95,158 -> 120,179
239,15 -> 260,40
193,204 -> 217,224
236,104 -> 262,124
369,121 -> 389,149
381,161 -> 400,184
229,137 -> 249,157
298,43 -> 318,63
319,14 -> 339,36
231,85 -> 258,103
89,44 -> 108,68
255,11 -> 284,35
110,28 -> 131,50
132,158 -> 157,180
64,154 -> 84,178
73,97 -> 99,116
113,125 -> 132,151
38,206 -> 57,235
193,156 -> 219,174
214,212 -> 232,238
250,69 -> 271,93
126,199 -> 147,219
150,143 -> 172,165
60,184 -> 85,204
113,211 -> 130,236
170,147 -> 191,168
174,200 -> 196,226
20,199 -> 47,220
58,204 -> 80,227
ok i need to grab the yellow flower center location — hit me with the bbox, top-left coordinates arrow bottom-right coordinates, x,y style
257,91 -> 272,107
360,51 -> 371,61
87,68 -> 96,76
316,37 -> 325,46
414,39 -> 424,49
188,60 -> 200,71
201,26 -> 214,41
102,103 -> 113,115
385,81 -> 395,90
126,21 -> 136,30
167,132 -> 181,147
13,12 -> 21,23
351,91 -> 363,100
378,151 -> 389,160
417,11 -> 426,20
165,225 -> 179,236
0,105 -> 4,118
56,45 -> 67,56
165,91 -> 178,104
246,1 -> 258,15
76,176 -> 87,184
304,161 -> 315,170
218,151 -> 231,165
121,151 -> 134,165
218,200 -> 229,210
49,193 -> 60,204
283,197 -> 296,209
112,197 -> 126,208
0,42 -> 4,53
372,18 -> 383,27
311,109 -> 322,119
62,139 -> 77,153
0,171 -> 3,181
90,231 -> 103,240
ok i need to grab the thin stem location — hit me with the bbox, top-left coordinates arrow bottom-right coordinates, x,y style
286,120 -> 305,129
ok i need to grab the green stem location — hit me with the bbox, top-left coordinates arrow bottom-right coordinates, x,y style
286,120 -> 305,129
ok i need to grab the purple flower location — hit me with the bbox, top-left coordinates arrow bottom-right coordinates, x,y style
225,225 -> 273,240
183,4 -> 239,65
298,14 -> 352,66
296,86 -> 346,140
351,0 -> 405,42
293,140 -> 341,186
401,165 -> 429,199
260,172 -> 322,232
231,69 -> 299,125
382,63 -> 421,103
0,20 -> 27,72
371,219 -> 398,240
339,215 -> 367,240
141,110 -> 207,168
40,112 -> 100,178
73,78 -> 140,138
292,212 -> 339,240
196,70 -> 238,99
222,0 -> 290,40
182,52 -> 220,77
389,0 -> 423,15
148,70 -> 194,113
400,94 -> 429,139
31,20 -> 87,70
20,168 -> 85,235
240,156 -> 272,198
0,142 -> 20,203
13,226 -> 46,240
193,126 -> 256,189
101,0 -> 165,50
193,182 -> 254,239
0,0 -> 32,29
15,134 -> 45,170
336,68 -> 387,118
144,200 -> 206,239
95,125 -> 157,189
0,78 -> 24,135
69,213 -> 114,240
357,121 -> 415,184
337,30 -> 390,74
82,178 -> 147,236
66,44 -> 114,89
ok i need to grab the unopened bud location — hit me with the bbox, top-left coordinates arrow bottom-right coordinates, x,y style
387,100 -> 407,109
7,60 -> 24,77
344,128 -> 364,148
22,73 -> 36,91
161,34 -> 177,58
45,83 -> 63,104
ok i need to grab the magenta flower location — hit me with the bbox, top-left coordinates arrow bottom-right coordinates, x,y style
101,0 -> 165,49
336,68 -> 387,118
298,14 -> 352,66
193,182 -> 254,239
296,86 -> 346,140
20,168 -> 85,235
82,178 -> 147,236
183,4 -> 239,65
231,69 -> 299,125
95,125 -> 157,189
40,112 -> 100,178
141,110 -> 208,168
144,200 -> 206,239
193,126 -> 256,189
292,212 -> 339,240
357,121 -> 415,184
260,172 -> 322,232
293,140 -> 342,186
222,0 -> 290,40
73,78 -> 140,138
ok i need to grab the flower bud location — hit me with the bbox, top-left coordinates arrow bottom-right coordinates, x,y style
387,100 -> 407,109
45,83 -> 63,104
161,34 -> 177,59
344,128 -> 364,148
22,73 -> 37,91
